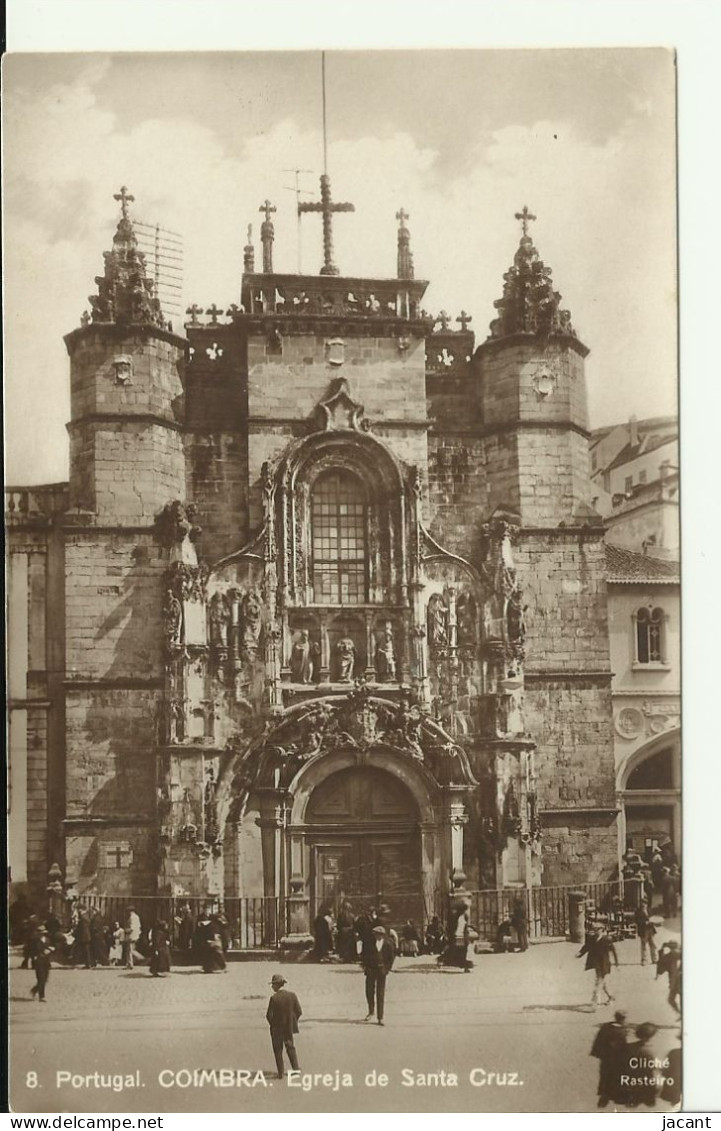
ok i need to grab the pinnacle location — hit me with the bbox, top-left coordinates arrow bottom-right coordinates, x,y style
488,228 -> 577,343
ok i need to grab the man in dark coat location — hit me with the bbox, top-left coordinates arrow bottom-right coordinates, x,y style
578,926 -> 619,1006
312,906 -> 334,962
624,1022 -> 661,1108
266,973 -> 302,1079
73,911 -> 93,968
511,897 -> 529,951
661,868 -> 679,918
362,925 -> 395,1025
28,925 -> 53,1002
590,1009 -> 629,1108
634,899 -> 658,965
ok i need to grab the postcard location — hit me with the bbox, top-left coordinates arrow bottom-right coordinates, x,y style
5,46 -> 681,1115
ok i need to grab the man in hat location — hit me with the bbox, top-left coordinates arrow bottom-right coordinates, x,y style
634,899 -> 658,965
577,925 -> 619,1007
590,1009 -> 629,1108
266,974 -> 302,1079
362,925 -> 395,1026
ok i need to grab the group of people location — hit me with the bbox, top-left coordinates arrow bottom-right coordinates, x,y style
493,898 -> 530,953
14,900 -> 240,999
578,892 -> 682,1110
621,846 -> 681,918
311,901 -> 475,965
591,1012 -> 680,1109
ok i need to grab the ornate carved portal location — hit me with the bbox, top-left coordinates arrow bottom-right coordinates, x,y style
156,454 -> 539,900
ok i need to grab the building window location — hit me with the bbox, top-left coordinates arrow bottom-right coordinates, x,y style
625,476 -> 633,493
311,470 -> 367,603
635,606 -> 664,664
638,469 -> 647,484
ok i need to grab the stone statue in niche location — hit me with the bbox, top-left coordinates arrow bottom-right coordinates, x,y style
209,592 -> 230,651
457,594 -> 476,648
506,589 -> 527,647
428,595 -> 448,648
290,630 -> 314,684
374,623 -> 396,682
336,637 -> 356,682
240,590 -> 262,659
163,588 -> 183,649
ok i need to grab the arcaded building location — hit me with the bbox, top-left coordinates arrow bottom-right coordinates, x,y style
7,185 -> 620,928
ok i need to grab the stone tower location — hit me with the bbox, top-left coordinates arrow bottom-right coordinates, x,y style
474,213 -> 618,883
60,189 -> 188,895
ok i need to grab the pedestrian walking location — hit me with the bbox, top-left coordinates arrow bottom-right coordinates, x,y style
511,897 -> 529,951
656,939 -> 681,1012
194,913 -> 226,973
634,900 -> 658,965
148,919 -> 172,977
362,925 -> 395,1025
266,973 -> 302,1079
578,926 -> 619,1006
28,924 -> 53,1003
590,1009 -> 629,1108
123,906 -> 142,969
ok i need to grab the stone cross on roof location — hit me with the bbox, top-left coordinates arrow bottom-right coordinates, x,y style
298,174 -> 355,276
259,200 -> 276,273
514,205 -> 536,237
113,186 -> 135,220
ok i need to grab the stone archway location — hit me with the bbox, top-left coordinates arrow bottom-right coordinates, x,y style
217,689 -> 477,938
283,745 -> 446,931
617,728 -> 681,862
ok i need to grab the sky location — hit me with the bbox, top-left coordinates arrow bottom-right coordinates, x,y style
3,48 -> 677,485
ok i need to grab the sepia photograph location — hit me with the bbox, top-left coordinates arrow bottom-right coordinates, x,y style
5,43 -> 681,1115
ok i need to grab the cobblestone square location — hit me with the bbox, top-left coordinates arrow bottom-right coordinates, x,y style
10,926 -> 680,1115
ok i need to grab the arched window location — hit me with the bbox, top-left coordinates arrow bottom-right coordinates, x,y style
311,470 -> 367,604
635,605 -> 664,664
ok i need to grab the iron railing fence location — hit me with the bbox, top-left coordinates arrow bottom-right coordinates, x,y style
74,880 -> 624,950
469,880 -> 623,941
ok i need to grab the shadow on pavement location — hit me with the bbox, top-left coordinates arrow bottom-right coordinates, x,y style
523,1003 -> 597,1014
304,1017 -> 371,1026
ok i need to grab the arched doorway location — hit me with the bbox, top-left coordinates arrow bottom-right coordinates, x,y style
304,766 -> 423,922
618,731 -> 681,862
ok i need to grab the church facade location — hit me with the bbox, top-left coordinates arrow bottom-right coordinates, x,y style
7,185 -> 620,928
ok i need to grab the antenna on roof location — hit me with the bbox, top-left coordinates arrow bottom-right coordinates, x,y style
283,168 -> 314,273
134,220 -> 184,323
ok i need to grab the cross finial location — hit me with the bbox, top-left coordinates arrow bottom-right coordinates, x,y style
514,205 -> 536,237
438,310 -> 451,331
298,174 -> 355,275
113,186 -> 135,220
396,207 -> 410,228
260,200 -> 277,224
457,310 -> 472,331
